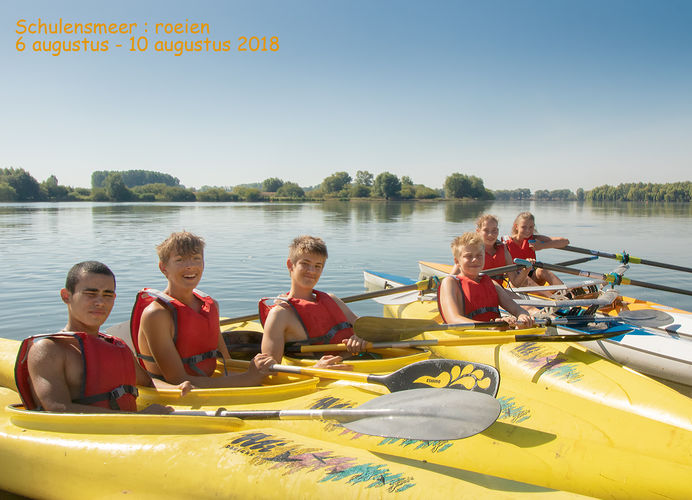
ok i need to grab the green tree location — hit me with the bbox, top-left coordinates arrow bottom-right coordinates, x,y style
262,177 -> 284,192
373,172 -> 401,200
415,186 -> 440,199
355,170 -> 373,187
40,175 -> 70,201
350,184 -> 371,197
276,182 -> 305,199
576,188 -> 585,201
444,173 -> 472,199
0,182 -> 17,201
92,170 -> 180,188
401,176 -> 413,186
321,171 -> 352,193
104,173 -> 132,201
1,168 -> 41,201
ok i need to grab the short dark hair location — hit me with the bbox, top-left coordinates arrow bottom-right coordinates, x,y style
65,261 -> 116,293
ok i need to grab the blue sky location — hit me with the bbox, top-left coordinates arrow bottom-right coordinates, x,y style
2,0 -> 691,191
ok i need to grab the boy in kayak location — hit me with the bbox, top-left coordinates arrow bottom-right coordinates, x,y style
131,231 -> 274,387
15,261 -> 191,413
439,232 -> 534,327
505,211 -> 568,286
260,235 -> 367,368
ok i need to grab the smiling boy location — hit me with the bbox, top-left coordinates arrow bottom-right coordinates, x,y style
131,231 -> 273,387
260,235 -> 366,367
438,233 -> 534,327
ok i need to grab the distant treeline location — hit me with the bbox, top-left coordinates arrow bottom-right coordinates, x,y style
1,167 -> 690,203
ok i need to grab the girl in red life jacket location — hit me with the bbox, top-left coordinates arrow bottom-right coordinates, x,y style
505,211 -> 569,287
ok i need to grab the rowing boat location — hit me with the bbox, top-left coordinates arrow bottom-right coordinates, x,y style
414,262 -> 692,388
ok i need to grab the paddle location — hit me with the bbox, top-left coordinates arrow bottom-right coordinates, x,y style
268,359 -> 500,396
173,388 -> 501,441
352,315 -> 629,342
354,317 -> 513,341
289,329 -> 625,351
524,260 -> 692,297
218,277 -> 440,326
559,245 -> 692,274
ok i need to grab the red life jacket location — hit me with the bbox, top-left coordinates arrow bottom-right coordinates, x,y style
484,242 -> 510,284
15,332 -> 138,411
130,288 -> 220,377
437,275 -> 501,323
259,290 -> 354,345
505,235 -> 536,260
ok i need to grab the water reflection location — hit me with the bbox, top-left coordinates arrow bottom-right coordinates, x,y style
444,200 -> 493,223
587,202 -> 692,218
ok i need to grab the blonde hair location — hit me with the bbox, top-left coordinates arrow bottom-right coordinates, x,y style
289,235 -> 328,263
451,232 -> 484,259
156,231 -> 205,263
511,211 -> 536,236
476,214 -> 499,229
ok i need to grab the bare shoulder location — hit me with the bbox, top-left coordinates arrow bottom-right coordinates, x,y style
27,337 -> 66,363
141,300 -> 172,323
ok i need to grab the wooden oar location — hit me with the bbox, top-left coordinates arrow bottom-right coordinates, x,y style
291,329 -> 624,352
173,388 -> 501,441
219,277 -> 440,326
269,359 -> 500,396
559,245 -> 692,274
525,260 -> 692,297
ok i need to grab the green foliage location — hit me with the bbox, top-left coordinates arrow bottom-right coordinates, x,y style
355,170 -> 373,187
444,173 -> 489,199
104,173 -> 133,201
162,186 -> 196,201
350,184 -> 371,198
492,188 -> 532,200
576,187 -> 585,201
322,171 -> 352,193
0,168 -> 41,201
196,187 -> 238,202
373,172 -> 401,200
534,189 -> 576,201
90,188 -> 109,201
233,186 -> 263,201
400,185 -> 416,199
415,185 -> 440,199
92,170 -> 180,189
40,175 -> 70,201
262,177 -> 284,192
586,182 -> 692,202
275,182 -> 305,199
401,176 -> 413,186
0,182 -> 17,201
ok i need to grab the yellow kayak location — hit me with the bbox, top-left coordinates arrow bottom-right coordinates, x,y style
0,336 -> 585,499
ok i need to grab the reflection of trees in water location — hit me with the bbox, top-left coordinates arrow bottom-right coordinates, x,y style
444,200 -> 493,223
91,203 -> 186,226
587,201 -> 692,218
322,200 -> 352,224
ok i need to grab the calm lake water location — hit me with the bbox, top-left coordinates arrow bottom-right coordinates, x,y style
2,200 -> 691,341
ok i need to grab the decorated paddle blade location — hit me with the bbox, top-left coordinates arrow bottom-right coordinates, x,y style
370,358 -> 500,397
339,388 -> 501,440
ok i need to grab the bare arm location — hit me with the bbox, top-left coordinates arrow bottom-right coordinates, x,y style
330,294 -> 366,354
141,304 -> 267,388
26,339 -> 115,413
495,284 -> 534,328
530,234 -> 570,251
438,276 -> 475,323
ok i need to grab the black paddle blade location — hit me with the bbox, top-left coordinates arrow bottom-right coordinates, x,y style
370,359 -> 500,397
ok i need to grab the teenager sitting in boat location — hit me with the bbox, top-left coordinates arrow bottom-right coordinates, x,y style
452,214 -> 530,287
439,232 -> 534,328
505,211 -> 568,287
15,261 -> 191,413
131,231 -> 274,387
260,235 -> 366,368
